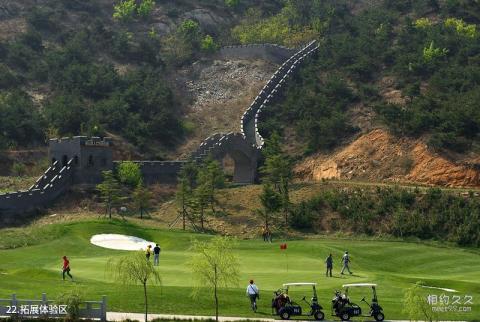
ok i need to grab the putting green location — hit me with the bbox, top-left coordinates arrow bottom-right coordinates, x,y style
0,219 -> 479,320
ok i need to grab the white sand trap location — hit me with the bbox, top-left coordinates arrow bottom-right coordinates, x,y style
421,285 -> 458,293
90,234 -> 155,251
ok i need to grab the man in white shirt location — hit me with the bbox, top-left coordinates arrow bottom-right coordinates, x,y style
340,251 -> 353,275
246,279 -> 259,312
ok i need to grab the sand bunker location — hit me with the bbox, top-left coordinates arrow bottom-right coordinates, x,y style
421,285 -> 458,293
90,234 -> 155,251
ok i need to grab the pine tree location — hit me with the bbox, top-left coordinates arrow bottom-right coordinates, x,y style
261,132 -> 293,225
194,166 -> 211,230
97,170 -> 123,219
133,182 -> 152,219
175,161 -> 198,230
205,157 -> 225,213
259,183 -> 282,229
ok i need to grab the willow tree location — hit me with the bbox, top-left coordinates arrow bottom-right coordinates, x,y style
108,252 -> 161,322
189,237 -> 239,322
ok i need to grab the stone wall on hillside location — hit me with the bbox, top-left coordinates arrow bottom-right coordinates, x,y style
0,42 -> 319,220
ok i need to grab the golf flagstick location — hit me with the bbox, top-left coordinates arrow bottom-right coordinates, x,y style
280,243 -> 288,273
286,250 -> 288,273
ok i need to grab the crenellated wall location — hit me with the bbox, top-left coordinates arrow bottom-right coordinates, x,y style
0,160 -> 74,225
0,41 -> 319,221
239,41 -> 319,148
116,161 -> 186,185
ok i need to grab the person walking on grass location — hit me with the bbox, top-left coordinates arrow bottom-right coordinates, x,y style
146,245 -> 152,261
246,279 -> 260,312
62,256 -> 73,281
325,253 -> 333,277
340,251 -> 353,275
153,244 -> 161,266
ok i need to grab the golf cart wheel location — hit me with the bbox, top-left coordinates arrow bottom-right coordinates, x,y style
374,312 -> 385,321
340,312 -> 350,321
280,310 -> 290,320
313,311 -> 325,321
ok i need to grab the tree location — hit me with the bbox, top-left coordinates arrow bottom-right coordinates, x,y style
137,0 -> 155,18
133,183 -> 152,219
261,132 -> 293,225
0,90 -> 45,149
175,161 -> 198,230
118,161 -> 143,187
191,158 -> 225,229
192,175 -> 210,231
403,281 -> 438,321
189,237 -> 239,322
259,184 -> 282,229
204,157 -> 225,213
97,170 -> 123,219
108,252 -> 161,322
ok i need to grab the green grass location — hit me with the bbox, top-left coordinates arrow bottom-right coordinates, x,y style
0,219 -> 479,321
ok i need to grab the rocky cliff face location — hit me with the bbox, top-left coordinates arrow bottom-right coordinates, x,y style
172,58 -> 276,158
296,129 -> 480,188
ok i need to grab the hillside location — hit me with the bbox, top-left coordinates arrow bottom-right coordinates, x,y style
0,0 -> 479,189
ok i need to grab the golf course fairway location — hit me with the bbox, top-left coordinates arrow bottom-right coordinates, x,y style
0,219 -> 479,321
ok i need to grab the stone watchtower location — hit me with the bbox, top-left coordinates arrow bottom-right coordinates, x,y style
49,136 -> 113,184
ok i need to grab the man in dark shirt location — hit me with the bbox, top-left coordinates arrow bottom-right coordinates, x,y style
153,244 -> 161,266
325,253 -> 333,277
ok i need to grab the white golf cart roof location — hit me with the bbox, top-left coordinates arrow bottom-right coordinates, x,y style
283,283 -> 317,287
343,283 -> 377,288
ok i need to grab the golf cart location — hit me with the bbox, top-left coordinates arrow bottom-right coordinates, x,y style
272,282 -> 325,320
331,283 -> 384,321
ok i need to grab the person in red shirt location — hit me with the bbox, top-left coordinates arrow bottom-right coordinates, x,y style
62,256 -> 73,281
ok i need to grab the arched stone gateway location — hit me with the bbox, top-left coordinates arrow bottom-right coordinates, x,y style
202,133 -> 260,184
0,41 -> 319,219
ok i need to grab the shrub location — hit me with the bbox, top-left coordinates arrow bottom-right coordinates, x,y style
11,163 -> 27,177
225,0 -> 240,8
113,0 -> 136,21
423,41 -> 449,63
117,161 -> 143,187
444,17 -> 476,38
137,0 -> 155,18
289,202 -> 315,230
200,35 -> 217,53
414,17 -> 433,29
57,288 -> 84,321
0,64 -> 18,89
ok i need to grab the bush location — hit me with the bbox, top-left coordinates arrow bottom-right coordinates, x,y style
57,288 -> 84,321
297,186 -> 480,247
289,202 -> 315,230
0,64 -> 19,89
117,161 -> 143,187
201,35 -> 217,53
225,0 -> 240,8
113,0 -> 137,21
26,7 -> 58,31
11,163 -> 27,177
137,0 -> 155,18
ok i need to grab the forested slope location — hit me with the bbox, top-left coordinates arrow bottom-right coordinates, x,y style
1,0 -> 480,187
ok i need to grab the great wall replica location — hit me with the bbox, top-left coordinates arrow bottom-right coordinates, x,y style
0,40 -> 319,224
